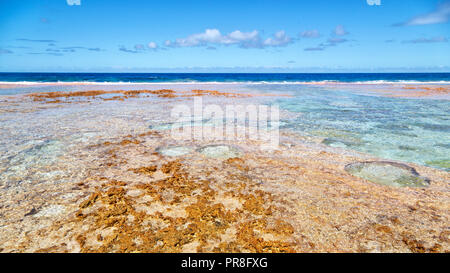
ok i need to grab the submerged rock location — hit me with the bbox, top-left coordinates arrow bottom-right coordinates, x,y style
156,146 -> 194,157
322,138 -> 349,148
345,161 -> 430,188
197,145 -> 241,159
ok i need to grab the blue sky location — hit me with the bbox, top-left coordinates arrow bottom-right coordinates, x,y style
0,0 -> 449,72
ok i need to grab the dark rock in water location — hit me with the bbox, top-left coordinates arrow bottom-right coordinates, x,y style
322,138 -> 347,147
345,161 -> 430,188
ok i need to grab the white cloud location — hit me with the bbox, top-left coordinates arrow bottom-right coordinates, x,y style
300,30 -> 320,38
148,42 -> 158,49
263,30 -> 292,47
226,30 -> 261,48
333,25 -> 349,36
168,29 -> 226,47
394,1 -> 450,26
165,29 -> 292,49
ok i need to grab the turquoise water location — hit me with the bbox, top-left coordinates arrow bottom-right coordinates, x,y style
255,84 -> 450,171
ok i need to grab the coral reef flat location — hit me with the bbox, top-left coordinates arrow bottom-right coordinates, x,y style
0,84 -> 448,253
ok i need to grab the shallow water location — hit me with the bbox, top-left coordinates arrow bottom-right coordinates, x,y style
245,84 -> 450,171
0,82 -> 448,189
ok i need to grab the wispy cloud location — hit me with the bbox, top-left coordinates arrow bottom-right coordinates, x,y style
402,36 -> 448,43
22,45 -> 105,56
0,49 -> 14,54
46,48 -> 62,53
16,38 -> 57,43
134,44 -> 146,51
164,29 -> 293,49
120,42 -> 159,53
5,46 -> 31,49
393,1 -> 450,26
304,26 -> 350,51
119,46 -> 141,53
327,37 -> 348,44
304,47 -> 324,51
61,46 -> 104,52
28,52 -> 63,56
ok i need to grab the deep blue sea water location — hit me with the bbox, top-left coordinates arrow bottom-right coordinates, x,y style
1,72 -> 450,83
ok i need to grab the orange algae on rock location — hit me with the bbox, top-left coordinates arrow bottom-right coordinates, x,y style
66,154 -> 296,253
224,157 -> 250,172
129,165 -> 158,176
79,193 -> 99,209
384,85 -> 450,98
24,89 -> 255,104
23,88 -> 291,105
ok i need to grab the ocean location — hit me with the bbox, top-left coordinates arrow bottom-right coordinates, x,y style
1,72 -> 450,84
